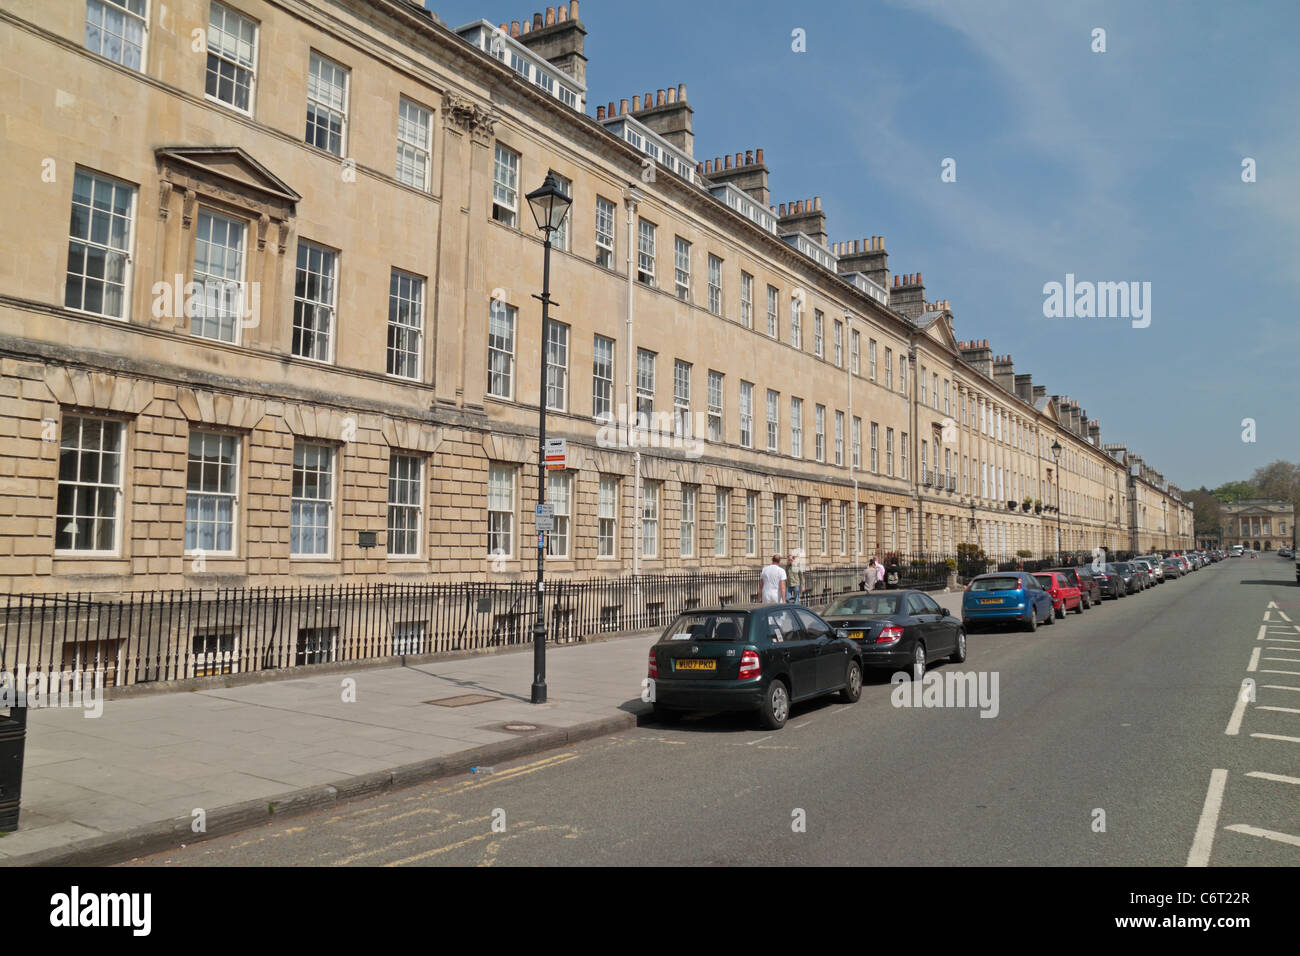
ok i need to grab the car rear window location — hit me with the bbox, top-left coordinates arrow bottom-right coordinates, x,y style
662,613 -> 748,642
970,576 -> 1023,592
824,594 -> 902,616
1033,574 -> 1054,588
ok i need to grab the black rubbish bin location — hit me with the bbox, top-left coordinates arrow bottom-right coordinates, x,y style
0,706 -> 28,832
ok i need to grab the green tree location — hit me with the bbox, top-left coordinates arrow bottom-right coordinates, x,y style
1187,489 -> 1223,537
1211,480 -> 1258,504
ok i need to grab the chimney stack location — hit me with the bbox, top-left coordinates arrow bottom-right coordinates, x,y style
776,196 -> 829,247
960,339 -> 994,380
626,81 -> 694,156
1014,373 -> 1034,403
705,145 -> 770,205
516,2 -> 588,86
992,354 -> 1015,394
837,235 -> 889,291
890,271 -> 926,320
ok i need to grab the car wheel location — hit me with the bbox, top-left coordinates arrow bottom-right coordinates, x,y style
950,629 -> 967,663
759,679 -> 790,730
839,660 -> 862,703
911,643 -> 927,682
1054,604 -> 1065,620
1024,610 -> 1037,633
1045,605 -> 1056,625
652,703 -> 682,724
1073,597 -> 1085,615
1082,594 -> 1091,610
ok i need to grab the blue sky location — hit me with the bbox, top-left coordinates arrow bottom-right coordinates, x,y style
428,0 -> 1300,490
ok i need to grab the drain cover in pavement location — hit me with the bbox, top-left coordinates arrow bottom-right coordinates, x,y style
424,694 -> 502,707
502,722 -> 539,732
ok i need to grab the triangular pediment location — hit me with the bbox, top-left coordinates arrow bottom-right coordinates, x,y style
156,146 -> 301,205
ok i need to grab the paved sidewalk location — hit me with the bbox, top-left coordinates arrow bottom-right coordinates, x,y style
0,588 -> 966,866
1,630 -> 659,866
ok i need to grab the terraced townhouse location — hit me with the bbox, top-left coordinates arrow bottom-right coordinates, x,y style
0,0 -> 1194,599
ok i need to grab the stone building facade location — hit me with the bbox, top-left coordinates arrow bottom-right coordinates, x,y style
1220,500 -> 1294,552
0,0 -> 1193,598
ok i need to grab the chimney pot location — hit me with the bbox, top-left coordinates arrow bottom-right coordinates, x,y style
755,148 -> 764,164
499,23 -> 507,32
735,152 -> 742,167
724,154 -> 732,169
558,5 -> 568,21
570,1 -> 579,19
546,7 -> 556,26
666,87 -> 677,104
657,89 -> 666,106
677,83 -> 687,101
779,203 -> 787,216
596,105 -> 605,119
696,161 -> 704,173
745,149 -> 754,164
510,20 -> 520,36
645,91 -> 653,109
632,95 -> 640,111
705,159 -> 713,173
607,101 -> 615,116
533,13 -> 543,29
893,275 -> 899,288
619,98 -> 628,114
521,19 -> 530,33
714,156 -> 721,170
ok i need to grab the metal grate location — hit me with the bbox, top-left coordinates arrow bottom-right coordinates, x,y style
424,693 -> 501,707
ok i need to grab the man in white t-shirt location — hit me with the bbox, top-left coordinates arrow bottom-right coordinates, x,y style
760,554 -> 787,604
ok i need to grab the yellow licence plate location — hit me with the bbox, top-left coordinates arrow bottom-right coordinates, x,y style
979,599 -> 1001,605
675,659 -> 716,671
849,631 -> 865,640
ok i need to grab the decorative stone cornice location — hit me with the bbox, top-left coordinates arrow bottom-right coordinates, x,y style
483,432 -> 531,464
382,420 -> 444,455
282,403 -> 354,441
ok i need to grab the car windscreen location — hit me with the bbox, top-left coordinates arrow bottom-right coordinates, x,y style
661,613 -> 748,642
969,576 -> 1023,592
824,594 -> 902,616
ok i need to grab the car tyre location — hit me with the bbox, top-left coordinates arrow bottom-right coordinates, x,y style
759,679 -> 790,730
1045,605 -> 1057,625
839,660 -> 862,703
911,642 -> 927,682
950,629 -> 967,663
1054,604 -> 1065,620
1024,609 -> 1038,633
1073,597 -> 1085,615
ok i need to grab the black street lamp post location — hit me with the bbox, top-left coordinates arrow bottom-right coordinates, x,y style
1051,439 -> 1063,565
524,171 -> 572,705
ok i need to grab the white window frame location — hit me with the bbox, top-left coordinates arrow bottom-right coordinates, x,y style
386,268 -> 424,380
487,464 -> 515,558
488,299 -> 516,399
545,320 -> 569,411
740,272 -> 753,328
739,381 -> 753,448
84,0 -> 148,72
834,411 -> 844,466
707,255 -> 723,315
642,480 -> 660,558
595,196 -> 616,268
65,168 -> 136,321
681,485 -> 697,558
637,219 -> 656,285
598,475 -> 618,559
814,311 -> 824,357
387,453 -> 423,558
306,50 -> 349,156
636,348 -> 655,422
592,334 -> 614,421
766,285 -> 779,338
814,405 -> 825,462
290,442 -> 335,558
396,97 -> 432,191
56,416 -> 124,556
707,370 -> 724,442
185,430 -> 239,556
791,397 -> 803,458
744,491 -> 757,557
766,389 -> 779,452
206,1 -> 258,115
714,489 -> 728,557
292,240 -> 337,363
673,360 -> 692,437
493,144 -> 520,227
546,471 -> 572,558
674,236 -> 691,300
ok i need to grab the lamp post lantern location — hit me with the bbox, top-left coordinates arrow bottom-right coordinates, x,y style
1051,439 -> 1063,565
524,171 -> 571,705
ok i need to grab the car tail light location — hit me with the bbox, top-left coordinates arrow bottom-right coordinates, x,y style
876,625 -> 904,646
738,649 -> 761,680
648,648 -> 658,678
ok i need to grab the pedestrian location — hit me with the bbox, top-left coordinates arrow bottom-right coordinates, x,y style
875,559 -> 887,590
861,558 -> 878,591
787,552 -> 804,605
886,557 -> 900,590
760,553 -> 787,604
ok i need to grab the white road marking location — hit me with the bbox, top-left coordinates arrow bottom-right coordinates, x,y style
1223,824 -> 1300,848
1276,610 -> 1294,623
1247,647 -> 1261,672
1225,690 -> 1250,736
1256,706 -> 1300,715
1250,733 -> 1300,744
1257,625 -> 1268,641
1261,684 -> 1300,692
1187,769 -> 1229,867
1245,771 -> 1300,786
1262,639 -> 1300,645
1259,669 -> 1300,676
746,735 -> 774,746
1263,657 -> 1300,664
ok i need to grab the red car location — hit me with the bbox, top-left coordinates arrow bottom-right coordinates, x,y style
1033,571 -> 1083,619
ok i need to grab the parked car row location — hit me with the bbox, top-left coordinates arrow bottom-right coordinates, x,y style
960,551 -> 1220,633
646,589 -> 966,729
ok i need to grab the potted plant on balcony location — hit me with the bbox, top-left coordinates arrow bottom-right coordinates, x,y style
1034,499 -> 1043,514
1022,497 -> 1033,512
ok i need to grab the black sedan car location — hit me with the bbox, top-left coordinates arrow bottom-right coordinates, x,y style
1105,562 -> 1141,594
819,589 -> 965,682
648,604 -> 863,730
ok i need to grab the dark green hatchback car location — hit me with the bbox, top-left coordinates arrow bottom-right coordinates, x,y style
647,604 -> 864,730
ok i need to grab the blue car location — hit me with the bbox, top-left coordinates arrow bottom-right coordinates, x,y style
962,571 -> 1054,633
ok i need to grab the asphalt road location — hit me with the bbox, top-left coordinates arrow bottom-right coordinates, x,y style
126,556 -> 1300,866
